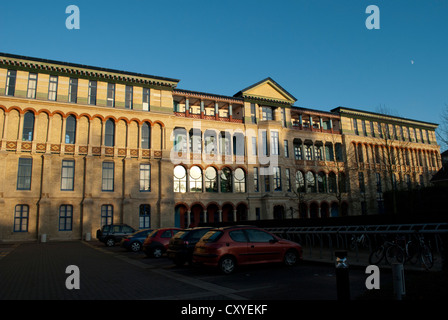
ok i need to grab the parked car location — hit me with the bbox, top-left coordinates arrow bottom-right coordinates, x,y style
120,229 -> 153,252
96,224 -> 136,247
167,227 -> 213,266
193,225 -> 303,274
142,228 -> 182,258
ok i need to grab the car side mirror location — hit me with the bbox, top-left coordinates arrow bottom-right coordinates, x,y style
269,238 -> 278,244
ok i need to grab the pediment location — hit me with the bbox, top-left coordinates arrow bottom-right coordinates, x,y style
235,77 -> 297,105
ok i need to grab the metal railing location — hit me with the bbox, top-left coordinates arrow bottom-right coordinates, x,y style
265,223 -> 448,263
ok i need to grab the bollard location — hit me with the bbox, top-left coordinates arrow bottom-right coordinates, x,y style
41,234 -> 47,243
392,263 -> 405,300
335,250 -> 350,300
85,232 -> 91,241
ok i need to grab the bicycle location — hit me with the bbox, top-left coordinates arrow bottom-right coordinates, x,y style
350,233 -> 370,251
369,235 -> 405,265
405,233 -> 434,270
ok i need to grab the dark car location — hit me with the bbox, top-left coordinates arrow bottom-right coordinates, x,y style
142,228 -> 182,258
120,229 -> 153,252
193,225 -> 303,274
167,227 -> 213,266
96,224 -> 136,247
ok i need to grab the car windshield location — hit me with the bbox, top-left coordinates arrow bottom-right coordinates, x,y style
134,230 -> 151,237
148,230 -> 158,238
201,230 -> 223,243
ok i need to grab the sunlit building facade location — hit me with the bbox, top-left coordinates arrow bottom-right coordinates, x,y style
0,53 -> 442,241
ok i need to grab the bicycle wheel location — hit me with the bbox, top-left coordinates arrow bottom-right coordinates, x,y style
369,245 -> 385,264
385,245 -> 405,264
406,241 -> 419,264
420,245 -> 434,270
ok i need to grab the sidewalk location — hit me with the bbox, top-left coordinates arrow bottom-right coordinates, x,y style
301,245 -> 443,272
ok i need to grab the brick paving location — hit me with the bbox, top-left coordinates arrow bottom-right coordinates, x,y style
0,241 -> 205,300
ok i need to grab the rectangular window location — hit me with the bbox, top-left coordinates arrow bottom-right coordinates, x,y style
264,173 -> 270,192
353,118 -> 359,135
101,205 -> 113,226
139,164 -> 151,192
139,204 -> 151,229
48,75 -> 58,101
271,131 -> 279,155
378,123 -> 383,138
426,130 -> 430,144
273,166 -> 282,191
285,168 -> 291,192
407,127 -> 412,142
143,88 -> 150,111
362,120 -> 367,136
17,158 -> 32,190
281,108 -> 286,127
107,83 -> 115,107
256,207 -> 261,220
251,137 -> 257,156
261,131 -> 268,156
250,103 -> 257,124
125,85 -> 133,109
262,106 -> 273,121
59,205 -> 73,231
88,80 -> 97,105
5,70 -> 17,96
370,121 -> 375,137
284,140 -> 289,158
253,167 -> 259,192
358,172 -> 365,193
61,160 -> 75,191
69,78 -> 78,103
102,162 -> 114,191
27,73 -> 38,99
14,205 -> 29,232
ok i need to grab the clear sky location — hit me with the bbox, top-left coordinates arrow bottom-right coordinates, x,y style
1,0 -> 447,130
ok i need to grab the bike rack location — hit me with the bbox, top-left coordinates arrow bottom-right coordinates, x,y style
265,223 -> 448,263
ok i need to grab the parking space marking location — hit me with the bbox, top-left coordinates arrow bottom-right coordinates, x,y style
150,268 -> 249,300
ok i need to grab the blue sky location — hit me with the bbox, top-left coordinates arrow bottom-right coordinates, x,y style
1,0 -> 447,129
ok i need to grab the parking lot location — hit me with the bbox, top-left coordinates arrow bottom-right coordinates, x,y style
0,239 -> 387,301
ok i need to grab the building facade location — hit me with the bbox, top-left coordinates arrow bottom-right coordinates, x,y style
0,53 -> 442,242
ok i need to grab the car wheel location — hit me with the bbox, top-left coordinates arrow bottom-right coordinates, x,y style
153,247 -> 164,258
284,250 -> 298,266
130,242 -> 141,252
105,238 -> 115,247
219,256 -> 236,274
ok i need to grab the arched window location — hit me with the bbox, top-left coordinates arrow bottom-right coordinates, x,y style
306,171 -> 316,193
220,167 -> 232,192
141,122 -> 151,149
318,172 -> 326,193
234,168 -> 246,193
205,167 -> 218,192
295,171 -> 305,193
189,166 -> 202,192
173,127 -> 187,152
173,165 -> 187,193
189,128 -> 202,154
105,119 -> 115,147
65,115 -> 76,144
338,172 -> 347,193
328,172 -> 337,193
22,111 -> 35,141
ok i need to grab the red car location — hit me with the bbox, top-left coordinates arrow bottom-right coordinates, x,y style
193,226 -> 303,274
142,228 -> 182,258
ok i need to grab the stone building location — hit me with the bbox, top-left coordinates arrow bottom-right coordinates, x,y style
0,53 -> 442,241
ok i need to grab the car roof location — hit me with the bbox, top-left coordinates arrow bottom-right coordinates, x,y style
210,225 -> 259,231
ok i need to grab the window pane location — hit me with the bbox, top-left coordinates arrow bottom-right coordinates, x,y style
17,158 -> 32,190
139,164 -> 151,191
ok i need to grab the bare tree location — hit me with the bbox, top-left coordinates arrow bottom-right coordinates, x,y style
374,105 -> 412,214
436,104 -> 448,152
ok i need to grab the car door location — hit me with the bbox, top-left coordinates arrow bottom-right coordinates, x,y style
228,229 -> 250,265
246,229 -> 283,263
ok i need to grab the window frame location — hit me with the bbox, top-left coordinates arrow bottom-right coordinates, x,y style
61,159 -> 75,191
